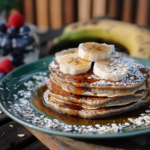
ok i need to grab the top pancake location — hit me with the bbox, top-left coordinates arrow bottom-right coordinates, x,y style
49,53 -> 148,89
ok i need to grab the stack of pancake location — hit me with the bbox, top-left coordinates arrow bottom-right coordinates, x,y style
43,42 -> 149,119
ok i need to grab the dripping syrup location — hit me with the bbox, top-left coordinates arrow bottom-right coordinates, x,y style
32,85 -> 150,126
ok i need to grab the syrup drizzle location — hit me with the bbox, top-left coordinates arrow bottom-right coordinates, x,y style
32,85 -> 150,126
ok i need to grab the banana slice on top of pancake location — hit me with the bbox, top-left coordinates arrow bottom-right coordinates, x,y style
78,42 -> 114,62
56,48 -> 77,63
59,49 -> 91,75
93,58 -> 129,81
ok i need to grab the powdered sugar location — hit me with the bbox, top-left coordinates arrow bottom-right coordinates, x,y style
91,54 -> 147,86
50,61 -> 59,69
49,54 -> 148,88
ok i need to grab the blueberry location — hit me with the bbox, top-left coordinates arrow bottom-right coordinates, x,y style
0,24 -> 6,33
1,36 -> 12,48
0,72 -> 6,80
28,36 -> 35,44
0,48 -> 10,56
0,36 -> 12,56
19,26 -> 30,33
7,27 -> 18,36
12,56 -> 24,67
11,52 -> 24,59
11,50 -> 24,67
15,37 -> 32,50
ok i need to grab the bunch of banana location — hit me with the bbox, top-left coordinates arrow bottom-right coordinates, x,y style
56,42 -> 128,81
54,19 -> 150,59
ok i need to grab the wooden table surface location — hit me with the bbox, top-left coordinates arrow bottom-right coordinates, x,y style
0,108 -> 48,150
1,26 -> 150,150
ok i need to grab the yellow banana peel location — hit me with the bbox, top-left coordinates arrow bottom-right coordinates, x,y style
54,19 -> 150,59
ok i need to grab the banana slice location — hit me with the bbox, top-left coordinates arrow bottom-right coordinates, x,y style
56,48 -> 77,63
60,53 -> 91,75
78,42 -> 114,62
93,58 -> 129,81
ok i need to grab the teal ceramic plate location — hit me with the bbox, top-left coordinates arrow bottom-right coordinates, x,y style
0,55 -> 150,139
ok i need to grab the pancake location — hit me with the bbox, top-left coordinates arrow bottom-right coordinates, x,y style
49,53 -> 148,89
148,69 -> 150,82
48,92 -> 147,109
48,79 -> 148,108
51,73 -> 147,97
43,90 -> 149,119
44,49 -> 150,119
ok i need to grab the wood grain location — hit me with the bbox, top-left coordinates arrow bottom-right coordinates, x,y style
49,0 -> 62,29
23,0 -> 34,24
36,0 -> 49,32
0,108 -> 11,126
122,0 -> 133,22
23,140 -> 49,150
92,0 -> 106,18
26,127 -> 150,150
0,121 -> 36,150
135,0 -> 149,26
78,0 -> 91,21
63,0 -> 75,24
107,0 -> 118,18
